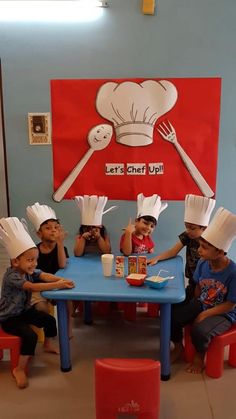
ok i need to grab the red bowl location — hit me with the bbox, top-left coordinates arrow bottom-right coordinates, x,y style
126,274 -> 146,287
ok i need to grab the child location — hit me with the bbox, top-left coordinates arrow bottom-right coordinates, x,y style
120,193 -> 168,320
120,193 -> 168,256
148,194 -> 216,301
73,195 -> 116,318
26,202 -> 73,338
26,202 -> 69,311
170,207 -> 236,374
74,195 -> 116,257
0,217 -> 74,389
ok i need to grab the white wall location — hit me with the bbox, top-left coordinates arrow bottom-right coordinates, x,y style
0,0 -> 236,257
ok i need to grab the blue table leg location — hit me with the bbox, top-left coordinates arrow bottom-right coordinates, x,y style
160,303 -> 171,381
57,300 -> 72,372
84,301 -> 93,325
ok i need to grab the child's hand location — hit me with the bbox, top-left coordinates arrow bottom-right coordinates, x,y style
82,232 -> 92,241
56,225 -> 68,243
124,218 -> 135,235
147,256 -> 158,266
57,279 -> 75,289
92,228 -> 101,240
194,311 -> 208,324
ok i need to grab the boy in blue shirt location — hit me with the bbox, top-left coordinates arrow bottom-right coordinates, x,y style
170,207 -> 236,373
0,217 -> 74,389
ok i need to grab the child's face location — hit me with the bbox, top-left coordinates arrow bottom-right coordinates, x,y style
185,222 -> 205,240
198,239 -> 222,261
38,220 -> 60,242
135,218 -> 155,236
12,247 -> 39,275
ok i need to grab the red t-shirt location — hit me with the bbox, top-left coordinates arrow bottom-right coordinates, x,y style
120,234 -> 154,254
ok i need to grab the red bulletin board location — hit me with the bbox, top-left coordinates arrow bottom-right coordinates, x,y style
51,77 -> 221,201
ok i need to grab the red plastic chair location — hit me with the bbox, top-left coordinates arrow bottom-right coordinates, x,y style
0,328 -> 21,371
184,324 -> 236,378
147,303 -> 160,318
95,358 -> 160,419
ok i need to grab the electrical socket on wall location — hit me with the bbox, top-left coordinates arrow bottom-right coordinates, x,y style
28,112 -> 51,145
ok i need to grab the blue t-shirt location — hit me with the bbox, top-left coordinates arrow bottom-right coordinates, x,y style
193,259 -> 236,323
0,267 -> 41,322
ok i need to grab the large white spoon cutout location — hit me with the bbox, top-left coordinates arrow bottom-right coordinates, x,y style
52,124 -> 113,202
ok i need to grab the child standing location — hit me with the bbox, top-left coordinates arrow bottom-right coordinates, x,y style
148,194 -> 216,301
170,207 -> 236,374
0,217 -> 74,389
73,195 -> 116,319
120,193 -> 168,256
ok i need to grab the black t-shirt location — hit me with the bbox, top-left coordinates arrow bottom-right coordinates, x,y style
178,231 -> 200,283
36,243 -> 69,274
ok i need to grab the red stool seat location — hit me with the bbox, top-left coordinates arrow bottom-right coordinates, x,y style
0,328 -> 21,371
184,323 -> 236,378
95,358 -> 160,419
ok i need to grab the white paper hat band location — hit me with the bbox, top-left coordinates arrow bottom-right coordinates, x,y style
115,123 -> 154,146
137,193 -> 168,221
184,195 -> 216,226
26,202 -> 57,231
75,195 -> 116,226
201,207 -> 236,252
0,217 -> 36,259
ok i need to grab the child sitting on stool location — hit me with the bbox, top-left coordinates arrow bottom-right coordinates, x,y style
0,217 -> 74,389
120,193 -> 168,320
73,195 -> 116,320
171,207 -> 236,373
148,194 -> 216,302
26,202 -> 73,338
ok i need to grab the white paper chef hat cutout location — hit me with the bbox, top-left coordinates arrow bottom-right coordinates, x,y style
0,217 -> 36,259
96,80 -> 178,147
137,193 -> 168,222
26,202 -> 57,232
184,195 -> 216,227
74,195 -> 117,226
201,207 -> 236,252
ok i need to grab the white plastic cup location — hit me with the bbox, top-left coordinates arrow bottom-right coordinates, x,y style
101,254 -> 114,277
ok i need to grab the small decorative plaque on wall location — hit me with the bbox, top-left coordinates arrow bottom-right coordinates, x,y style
28,112 -> 51,145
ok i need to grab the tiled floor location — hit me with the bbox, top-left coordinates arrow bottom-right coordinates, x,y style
0,247 -> 236,419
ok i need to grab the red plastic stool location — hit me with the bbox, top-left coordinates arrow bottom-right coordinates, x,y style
184,324 -> 236,378
0,328 -> 21,371
96,302 -> 112,316
95,358 -> 160,419
147,303 -> 160,318
124,303 -> 137,321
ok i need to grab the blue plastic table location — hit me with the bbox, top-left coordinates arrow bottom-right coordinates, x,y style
42,254 -> 185,380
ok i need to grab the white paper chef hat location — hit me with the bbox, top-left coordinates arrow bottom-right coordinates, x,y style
26,202 -> 57,232
201,207 -> 236,252
0,217 -> 36,259
184,194 -> 216,227
74,195 -> 117,226
137,193 -> 168,222
96,80 -> 178,147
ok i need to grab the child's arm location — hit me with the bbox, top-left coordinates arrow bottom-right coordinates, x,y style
74,234 -> 87,257
120,219 -> 135,256
56,225 -> 68,268
194,301 -> 236,324
97,235 -> 111,254
147,240 -> 184,265
23,272 -> 74,292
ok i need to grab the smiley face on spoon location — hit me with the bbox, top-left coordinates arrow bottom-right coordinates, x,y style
88,124 -> 113,150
